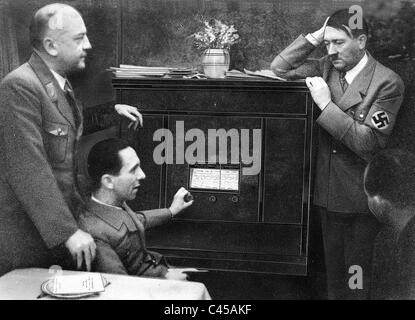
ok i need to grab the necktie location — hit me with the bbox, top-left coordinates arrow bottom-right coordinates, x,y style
64,80 -> 80,128
339,72 -> 348,93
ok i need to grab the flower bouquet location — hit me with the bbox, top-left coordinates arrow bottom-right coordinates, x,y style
191,19 -> 240,78
191,19 -> 240,50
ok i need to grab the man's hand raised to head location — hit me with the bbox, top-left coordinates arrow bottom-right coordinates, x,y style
168,187 -> 194,217
114,104 -> 143,130
65,229 -> 96,271
310,17 -> 330,44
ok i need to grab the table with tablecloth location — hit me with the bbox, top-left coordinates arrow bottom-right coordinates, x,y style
0,268 -> 211,300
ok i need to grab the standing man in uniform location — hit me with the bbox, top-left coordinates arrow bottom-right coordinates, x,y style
271,9 -> 404,299
0,3 -> 141,276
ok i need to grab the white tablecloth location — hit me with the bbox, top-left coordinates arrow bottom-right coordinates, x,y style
0,268 -> 211,300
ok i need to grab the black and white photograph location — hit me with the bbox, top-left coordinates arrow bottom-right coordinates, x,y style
0,0 -> 414,307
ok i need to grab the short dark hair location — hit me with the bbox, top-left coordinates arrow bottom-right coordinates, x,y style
327,8 -> 369,39
87,138 -> 131,192
365,149 -> 415,209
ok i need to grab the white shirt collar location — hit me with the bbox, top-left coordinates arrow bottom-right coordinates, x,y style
91,195 -> 124,210
344,53 -> 368,84
50,69 -> 67,91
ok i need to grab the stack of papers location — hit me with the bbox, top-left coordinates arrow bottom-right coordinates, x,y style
40,273 -> 108,298
244,69 -> 287,81
51,273 -> 105,295
110,65 -> 169,78
225,69 -> 262,79
110,65 -> 199,79
225,69 -> 286,81
110,65 -> 287,81
166,68 -> 199,78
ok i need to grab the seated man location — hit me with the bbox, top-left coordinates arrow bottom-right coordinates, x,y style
364,149 -> 415,299
79,138 -> 194,280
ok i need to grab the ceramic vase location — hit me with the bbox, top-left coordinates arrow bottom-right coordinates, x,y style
201,48 -> 230,78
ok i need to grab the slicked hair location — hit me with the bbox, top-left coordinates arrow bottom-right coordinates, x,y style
87,138 -> 131,192
365,149 -> 415,209
327,8 -> 369,39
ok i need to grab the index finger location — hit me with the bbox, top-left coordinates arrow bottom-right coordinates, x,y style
137,113 -> 143,127
90,242 -> 96,261
177,187 -> 187,194
129,109 -> 144,126
76,251 -> 83,270
84,249 -> 92,272
124,112 -> 137,122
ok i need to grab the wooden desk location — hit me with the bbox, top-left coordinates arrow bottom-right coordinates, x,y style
0,268 -> 211,300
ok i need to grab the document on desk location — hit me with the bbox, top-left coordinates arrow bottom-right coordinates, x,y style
243,68 -> 287,81
51,273 -> 105,295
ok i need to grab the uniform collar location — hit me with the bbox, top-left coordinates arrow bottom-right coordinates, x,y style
28,51 -> 56,89
31,49 -> 67,91
50,68 -> 67,91
345,52 -> 368,85
87,197 -> 137,231
28,51 -> 80,129
91,195 -> 124,210
337,53 -> 377,111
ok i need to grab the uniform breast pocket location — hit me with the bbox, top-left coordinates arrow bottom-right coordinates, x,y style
43,120 -> 69,163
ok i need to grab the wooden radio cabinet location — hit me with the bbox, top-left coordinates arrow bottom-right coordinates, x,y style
113,78 -> 315,275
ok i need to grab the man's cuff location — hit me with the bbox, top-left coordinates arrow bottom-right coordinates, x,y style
305,33 -> 320,47
319,100 -> 331,111
316,101 -> 353,140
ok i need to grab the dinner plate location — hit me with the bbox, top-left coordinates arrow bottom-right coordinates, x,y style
40,276 -> 109,299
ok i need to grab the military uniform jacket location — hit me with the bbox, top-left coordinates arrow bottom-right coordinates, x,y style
0,52 -> 84,275
79,199 -> 172,277
272,35 -> 405,213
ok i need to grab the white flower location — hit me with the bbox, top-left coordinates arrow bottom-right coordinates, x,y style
191,19 -> 240,50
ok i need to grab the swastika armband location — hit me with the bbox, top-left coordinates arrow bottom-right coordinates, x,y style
371,111 -> 390,130
364,108 -> 396,135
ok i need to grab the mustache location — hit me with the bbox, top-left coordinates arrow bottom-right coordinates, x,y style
329,54 -> 340,61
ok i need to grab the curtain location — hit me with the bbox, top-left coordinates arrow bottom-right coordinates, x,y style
0,0 -> 19,79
